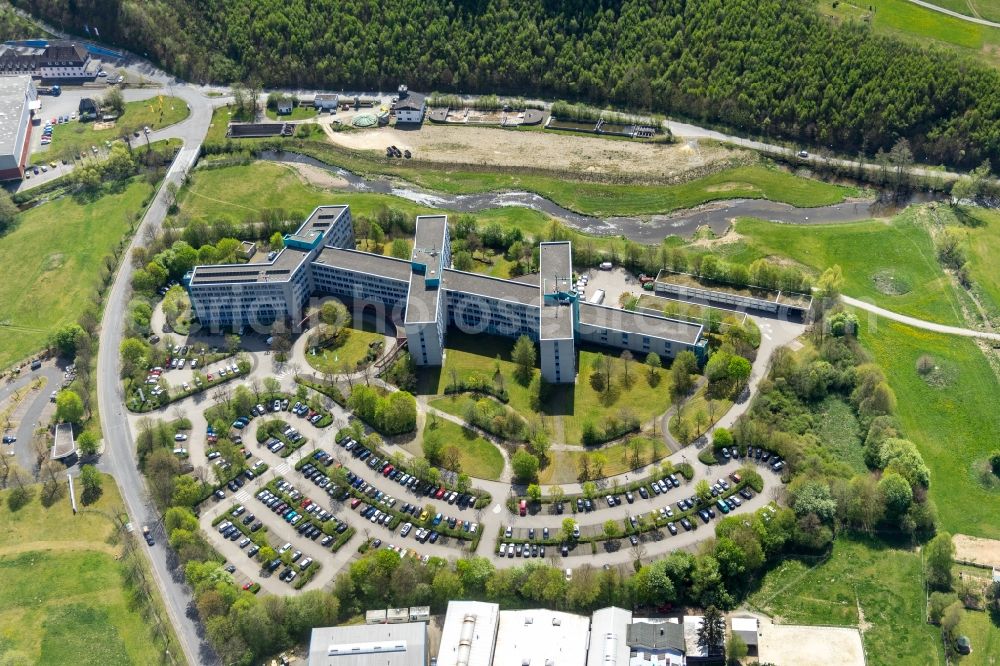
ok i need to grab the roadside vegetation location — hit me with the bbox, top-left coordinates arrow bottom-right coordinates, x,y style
0,474 -> 182,665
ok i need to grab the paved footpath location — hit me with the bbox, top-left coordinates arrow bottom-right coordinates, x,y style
906,0 -> 1000,27
842,295 -> 1000,341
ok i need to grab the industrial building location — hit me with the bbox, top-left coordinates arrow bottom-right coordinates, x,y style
0,75 -> 36,181
437,604 -> 724,666
0,41 -> 92,79
186,205 -> 707,383
394,85 -> 426,124
307,623 -> 426,666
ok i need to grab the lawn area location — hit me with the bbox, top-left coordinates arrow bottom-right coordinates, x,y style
305,320 -> 385,374
560,348 -> 675,445
0,475 -> 181,665
955,609 -> 1000,665
265,106 -> 318,121
818,0 -> 1000,67
957,207 -> 1000,318
422,333 -> 676,446
422,416 -> 506,480
669,385 -> 734,442
537,436 -> 668,484
732,209 -> 965,326
37,95 -> 189,163
0,178 -> 155,369
748,536 -> 943,666
857,315 -> 1000,538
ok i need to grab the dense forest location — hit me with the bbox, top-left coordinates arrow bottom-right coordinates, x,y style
17,0 -> 1000,167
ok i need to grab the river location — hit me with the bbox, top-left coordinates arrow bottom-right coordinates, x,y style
260,151 -> 943,242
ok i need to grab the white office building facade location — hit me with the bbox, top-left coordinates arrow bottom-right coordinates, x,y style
187,205 -> 707,380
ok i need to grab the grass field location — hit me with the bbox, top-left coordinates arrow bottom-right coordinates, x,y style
421,333 -> 676,446
669,385 -> 734,443
957,207 -> 1000,318
955,609 -> 1000,665
37,96 -> 189,163
538,436 -> 668,484
421,417 -> 506,480
858,316 -> 1000,538
305,320 -> 385,374
265,106 -> 317,121
0,178 -> 155,369
732,210 -> 965,325
818,0 -> 1000,67
0,475 -> 181,665
749,536 -> 943,666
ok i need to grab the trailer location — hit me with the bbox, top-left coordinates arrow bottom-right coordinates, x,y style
36,84 -> 61,96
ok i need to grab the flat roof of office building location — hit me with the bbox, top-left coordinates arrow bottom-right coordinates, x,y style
0,75 -> 31,158
405,215 -> 448,324
539,242 -> 574,340
442,269 -> 539,306
494,608 -> 590,666
579,302 -> 703,345
436,601 -> 500,666
588,607 -> 632,666
314,247 -> 412,283
189,246 -> 309,286
308,623 -> 426,666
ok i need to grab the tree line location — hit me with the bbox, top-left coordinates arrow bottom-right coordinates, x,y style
19,0 -> 1000,168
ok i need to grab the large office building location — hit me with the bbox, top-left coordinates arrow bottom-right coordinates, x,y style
186,205 -> 707,382
307,622 -> 426,666
0,75 -> 36,181
0,41 -> 92,79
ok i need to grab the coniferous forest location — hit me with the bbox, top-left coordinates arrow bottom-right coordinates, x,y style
19,0 -> 1000,168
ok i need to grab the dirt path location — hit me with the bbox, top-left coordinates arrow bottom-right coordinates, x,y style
322,124 -> 746,181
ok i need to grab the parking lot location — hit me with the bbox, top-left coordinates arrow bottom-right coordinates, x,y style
582,266 -> 647,308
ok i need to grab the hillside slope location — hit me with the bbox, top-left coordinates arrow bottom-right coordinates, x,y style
17,0 -> 1000,169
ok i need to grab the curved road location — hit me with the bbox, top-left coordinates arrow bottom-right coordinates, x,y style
906,0 -> 1000,27
842,295 -> 1000,341
95,75 -> 222,665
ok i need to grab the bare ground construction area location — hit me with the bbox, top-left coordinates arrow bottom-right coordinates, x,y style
954,534 -> 1000,568
321,124 -> 747,181
756,620 -> 866,666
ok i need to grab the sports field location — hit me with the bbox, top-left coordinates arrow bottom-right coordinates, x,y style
0,475 -> 180,665
0,178 -> 155,369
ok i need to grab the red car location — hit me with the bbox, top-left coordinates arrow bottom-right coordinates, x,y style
207,373 -> 213,381
382,465 -> 394,477
435,487 -> 446,499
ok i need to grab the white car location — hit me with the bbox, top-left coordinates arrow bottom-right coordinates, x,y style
174,433 -> 188,441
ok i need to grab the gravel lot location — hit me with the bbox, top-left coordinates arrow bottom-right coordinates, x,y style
756,620 -> 865,666
322,124 -> 745,181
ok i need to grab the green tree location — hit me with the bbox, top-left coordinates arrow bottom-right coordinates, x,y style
877,471 -> 913,518
603,519 -> 620,538
49,324 -> 85,358
726,634 -> 748,665
76,430 -> 99,456
55,389 -> 85,424
526,484 -> 542,502
512,335 -> 536,385
102,87 -> 126,116
269,231 -> 284,250
0,186 -> 17,234
670,350 -> 698,397
562,518 -> 577,542
712,427 -> 733,451
695,479 -> 712,504
511,449 -> 539,483
697,605 -> 726,657
390,238 -> 410,259
645,352 -> 661,384
925,531 -> 956,591
79,465 -> 103,504
172,475 -> 204,508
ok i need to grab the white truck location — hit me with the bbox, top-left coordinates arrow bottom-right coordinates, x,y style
589,289 -> 606,305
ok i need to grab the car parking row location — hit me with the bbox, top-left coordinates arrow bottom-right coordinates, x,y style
335,435 -> 481,508
720,445 -> 786,472
299,449 -> 479,545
